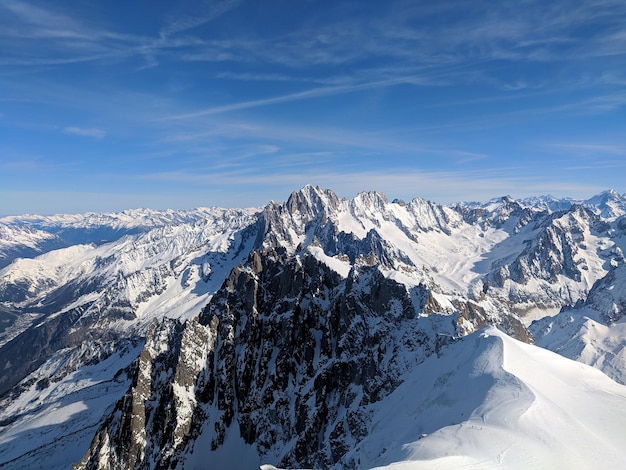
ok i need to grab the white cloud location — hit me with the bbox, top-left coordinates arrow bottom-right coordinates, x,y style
162,77 -> 412,120
547,143 -> 626,155
63,126 -> 106,139
136,165 -> 608,206
160,0 -> 242,37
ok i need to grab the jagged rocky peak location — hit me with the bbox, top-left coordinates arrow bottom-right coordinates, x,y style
259,186 -> 340,251
349,190 -> 459,235
406,196 -> 462,234
285,184 -> 340,219
489,196 -> 537,229
568,202 -> 597,220
352,190 -> 389,210
76,242 -> 534,469
258,186 -> 460,265
483,200 -> 611,311
6,185 -> 626,469
520,194 -> 574,213
73,317 -> 217,470
577,261 -> 626,323
452,194 -> 538,230
491,213 -> 582,287
585,189 -> 626,219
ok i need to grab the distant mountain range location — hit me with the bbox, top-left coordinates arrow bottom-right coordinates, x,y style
1,186 -> 625,469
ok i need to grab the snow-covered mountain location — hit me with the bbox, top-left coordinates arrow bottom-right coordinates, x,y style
370,326 -> 626,469
0,223 -> 64,269
531,257 -> 626,385
1,185 -> 626,469
0,207 -> 252,269
0,207 -> 259,396
583,189 -> 626,219
483,189 -> 626,218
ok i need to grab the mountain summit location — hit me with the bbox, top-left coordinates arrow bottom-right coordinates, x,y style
1,187 -> 625,469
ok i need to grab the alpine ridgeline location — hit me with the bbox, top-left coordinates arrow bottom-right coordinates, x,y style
1,186 -> 626,469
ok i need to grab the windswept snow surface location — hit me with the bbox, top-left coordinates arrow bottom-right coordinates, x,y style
0,341 -> 142,469
3,188 -> 626,469
0,207 -> 259,332
531,262 -> 626,385
307,245 -> 352,278
532,309 -> 626,385
346,326 -> 626,470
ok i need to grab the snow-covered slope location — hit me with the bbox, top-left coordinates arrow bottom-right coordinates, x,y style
531,260 -> 626,385
0,223 -> 63,269
2,186 -> 626,469
75,322 -> 626,469
360,326 -> 626,469
0,207 -> 252,268
0,207 -> 260,397
203,327 -> 626,470
0,339 -> 142,469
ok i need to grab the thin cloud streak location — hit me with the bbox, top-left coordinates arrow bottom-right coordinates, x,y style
548,143 -> 626,155
161,77 -> 413,120
137,164 -> 606,205
63,126 -> 106,139
1,0 -> 624,213
2,0 -> 624,104
160,0 -> 242,37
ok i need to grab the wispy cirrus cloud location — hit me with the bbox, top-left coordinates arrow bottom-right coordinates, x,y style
161,76 -> 415,120
547,143 -> 626,156
1,0 -> 624,214
137,164 -> 608,206
2,0 -> 623,95
170,0 -> 625,69
2,0 -> 81,36
63,126 -> 106,139
160,0 -> 242,37
0,0 -> 246,72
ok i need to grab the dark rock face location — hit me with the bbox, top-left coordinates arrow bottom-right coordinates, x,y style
76,245 -> 531,469
507,223 -> 582,284
73,318 -> 216,470
8,187 -> 626,470
0,295 -> 124,398
487,206 -> 598,296
196,250 -> 437,467
577,262 -> 626,323
0,210 -> 260,400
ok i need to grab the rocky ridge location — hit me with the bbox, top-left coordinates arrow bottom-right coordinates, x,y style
1,186 -> 626,468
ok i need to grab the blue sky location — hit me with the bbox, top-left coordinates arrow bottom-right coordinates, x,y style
1,0 -> 625,215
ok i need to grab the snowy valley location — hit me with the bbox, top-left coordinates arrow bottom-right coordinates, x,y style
1,186 -> 626,469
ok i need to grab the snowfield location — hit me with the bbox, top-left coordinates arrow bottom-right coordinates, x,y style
250,326 -> 626,470
3,326 -> 624,470
363,326 -> 626,470
190,326 -> 626,470
2,187 -> 626,469
0,341 -> 142,468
